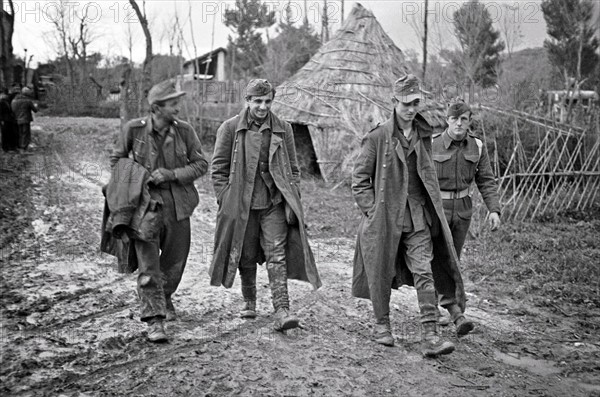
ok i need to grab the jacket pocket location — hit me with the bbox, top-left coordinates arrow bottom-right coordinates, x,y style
136,199 -> 162,241
433,153 -> 452,178
462,153 -> 479,181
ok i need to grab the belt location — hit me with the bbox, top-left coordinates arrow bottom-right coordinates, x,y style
440,188 -> 470,200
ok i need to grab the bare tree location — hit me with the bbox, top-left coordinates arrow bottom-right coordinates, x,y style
0,0 -> 15,90
129,0 -> 153,115
499,3 -> 524,59
44,0 -> 76,87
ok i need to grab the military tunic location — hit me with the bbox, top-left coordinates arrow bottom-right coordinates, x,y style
432,129 -> 500,307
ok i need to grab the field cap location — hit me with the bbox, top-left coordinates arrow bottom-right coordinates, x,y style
393,74 -> 427,103
148,79 -> 185,105
447,98 -> 472,118
245,79 -> 274,98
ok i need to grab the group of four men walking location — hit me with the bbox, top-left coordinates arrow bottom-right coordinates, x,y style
107,74 -> 500,358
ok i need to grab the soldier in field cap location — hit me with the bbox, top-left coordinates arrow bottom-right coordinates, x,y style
210,79 -> 321,332
352,73 -> 467,357
109,79 -> 208,342
432,98 -> 501,334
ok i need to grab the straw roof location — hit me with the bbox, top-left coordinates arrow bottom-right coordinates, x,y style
272,2 -> 445,131
271,3 -> 445,180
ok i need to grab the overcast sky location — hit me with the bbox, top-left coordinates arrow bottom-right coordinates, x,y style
10,0 -> 551,67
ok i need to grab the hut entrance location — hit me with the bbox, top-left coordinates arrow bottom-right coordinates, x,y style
292,124 -> 321,178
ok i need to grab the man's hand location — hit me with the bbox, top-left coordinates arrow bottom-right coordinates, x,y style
489,212 -> 501,231
149,168 -> 175,185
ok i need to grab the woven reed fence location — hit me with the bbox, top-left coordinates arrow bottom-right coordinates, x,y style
477,105 -> 600,223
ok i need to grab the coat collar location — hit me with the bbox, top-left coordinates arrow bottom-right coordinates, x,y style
235,107 -> 286,134
380,112 -> 433,140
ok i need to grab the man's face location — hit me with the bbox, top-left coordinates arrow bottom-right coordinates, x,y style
246,92 -> 273,121
394,98 -> 421,123
155,97 -> 181,123
447,111 -> 471,140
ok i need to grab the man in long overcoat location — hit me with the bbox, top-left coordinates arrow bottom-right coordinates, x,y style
210,79 -> 321,331
352,74 -> 467,357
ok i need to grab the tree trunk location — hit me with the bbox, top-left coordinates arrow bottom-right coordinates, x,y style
422,0 -> 428,82
129,0 -> 152,116
0,0 -> 15,90
119,64 -> 132,131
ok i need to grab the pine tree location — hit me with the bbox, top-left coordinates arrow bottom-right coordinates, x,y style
541,0 -> 599,86
223,0 -> 276,79
444,0 -> 505,88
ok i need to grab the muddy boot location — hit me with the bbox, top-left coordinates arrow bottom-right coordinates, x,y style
421,321 -> 455,357
273,307 -> 300,331
373,316 -> 394,347
240,300 -> 257,319
165,295 -> 177,322
418,290 -> 454,357
147,317 -> 168,343
447,304 -> 474,336
239,266 -> 257,318
268,263 -> 299,331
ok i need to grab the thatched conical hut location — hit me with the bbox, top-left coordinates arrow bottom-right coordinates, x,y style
272,3 -> 445,181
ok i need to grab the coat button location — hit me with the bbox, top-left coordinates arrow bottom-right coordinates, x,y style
383,164 -> 387,168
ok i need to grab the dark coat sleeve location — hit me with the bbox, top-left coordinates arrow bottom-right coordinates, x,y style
284,122 -> 301,184
173,124 -> 208,183
475,141 -> 501,214
110,121 -> 134,167
352,134 -> 377,215
211,119 -> 234,201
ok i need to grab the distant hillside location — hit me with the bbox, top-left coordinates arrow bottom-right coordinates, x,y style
496,47 -> 559,109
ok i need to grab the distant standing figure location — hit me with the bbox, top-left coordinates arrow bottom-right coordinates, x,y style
432,99 -> 501,335
11,87 -> 38,153
0,92 -> 19,152
109,80 -> 208,342
352,74 -> 467,357
210,79 -> 321,332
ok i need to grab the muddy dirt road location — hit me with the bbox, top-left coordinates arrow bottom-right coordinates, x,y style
1,120 -> 599,396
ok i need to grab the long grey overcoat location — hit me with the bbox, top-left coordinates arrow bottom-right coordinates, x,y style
209,108 -> 321,290
352,113 -> 466,311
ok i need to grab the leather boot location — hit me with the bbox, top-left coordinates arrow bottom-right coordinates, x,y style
447,304 -> 474,336
147,317 -> 168,343
165,295 -> 177,322
273,307 -> 300,331
373,316 -> 394,346
417,290 -> 454,357
240,300 -> 257,319
239,266 -> 257,318
421,321 -> 455,357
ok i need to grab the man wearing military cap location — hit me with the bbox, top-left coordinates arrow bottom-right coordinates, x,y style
432,99 -> 501,335
352,74 -> 467,357
110,79 -> 208,342
210,79 -> 321,332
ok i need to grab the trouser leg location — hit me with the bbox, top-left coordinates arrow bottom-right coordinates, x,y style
158,190 -> 191,299
134,239 -> 166,322
401,227 -> 436,324
18,123 -> 31,150
260,203 -> 289,311
440,199 -> 472,309
239,210 -> 261,301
